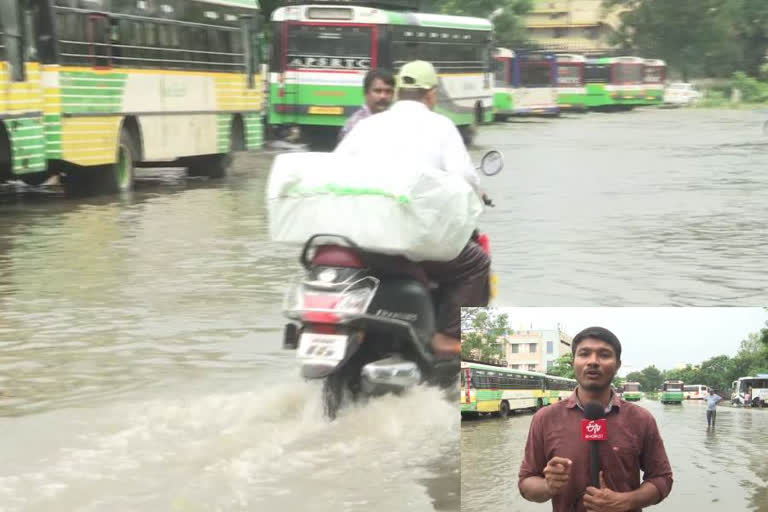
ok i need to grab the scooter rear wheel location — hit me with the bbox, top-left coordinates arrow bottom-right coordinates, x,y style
323,374 -> 344,421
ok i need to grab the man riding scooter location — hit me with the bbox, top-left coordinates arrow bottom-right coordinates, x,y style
334,60 -> 492,358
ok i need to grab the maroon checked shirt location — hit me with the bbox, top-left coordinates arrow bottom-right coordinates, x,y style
518,390 -> 673,512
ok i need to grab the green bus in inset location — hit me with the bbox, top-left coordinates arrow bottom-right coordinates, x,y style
660,380 -> 684,404
622,381 -> 643,401
461,360 -> 576,418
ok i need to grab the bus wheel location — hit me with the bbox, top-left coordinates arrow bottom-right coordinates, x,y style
19,171 -> 51,187
499,400 -> 510,418
187,154 -> 233,179
99,130 -> 137,193
459,125 -> 476,147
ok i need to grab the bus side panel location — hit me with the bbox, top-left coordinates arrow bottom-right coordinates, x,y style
119,71 -> 215,160
55,69 -> 125,166
214,71 -> 265,151
0,62 -> 46,176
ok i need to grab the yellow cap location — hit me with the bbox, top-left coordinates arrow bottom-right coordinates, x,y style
397,60 -> 439,89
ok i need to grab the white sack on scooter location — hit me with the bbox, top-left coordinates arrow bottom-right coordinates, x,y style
266,152 -> 483,262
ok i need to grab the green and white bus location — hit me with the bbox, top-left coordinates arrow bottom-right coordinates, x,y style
0,0 -> 265,193
492,48 -> 559,119
622,381 -> 643,401
642,58 -> 665,106
584,56 -> 646,110
269,1 -> 494,143
660,380 -> 684,404
460,360 -> 576,418
555,53 -> 587,112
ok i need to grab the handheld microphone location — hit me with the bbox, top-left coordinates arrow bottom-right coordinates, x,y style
582,401 -> 607,488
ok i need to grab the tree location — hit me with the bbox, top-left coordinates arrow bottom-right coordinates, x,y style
460,308 -> 510,362
547,353 -> 575,379
604,0 -> 745,80
425,0 -> 533,47
638,365 -> 664,392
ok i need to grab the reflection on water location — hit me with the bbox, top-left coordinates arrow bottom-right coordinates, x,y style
461,400 -> 768,512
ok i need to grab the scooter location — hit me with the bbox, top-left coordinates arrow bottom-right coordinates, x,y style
281,151 -> 504,419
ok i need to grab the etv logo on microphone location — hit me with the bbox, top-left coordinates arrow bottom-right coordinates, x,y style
581,419 -> 608,441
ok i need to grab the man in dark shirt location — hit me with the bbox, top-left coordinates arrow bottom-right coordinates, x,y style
518,326 -> 673,512
337,68 -> 395,142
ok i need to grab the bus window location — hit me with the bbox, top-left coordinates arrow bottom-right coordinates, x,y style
520,62 -> 551,87
585,64 -> 609,84
1,0 -> 26,80
615,64 -> 643,84
87,14 -> 111,68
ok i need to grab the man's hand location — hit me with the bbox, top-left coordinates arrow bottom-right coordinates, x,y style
482,194 -> 495,207
583,472 -> 629,512
542,457 -> 572,497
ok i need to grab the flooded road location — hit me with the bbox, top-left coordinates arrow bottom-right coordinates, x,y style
0,162 -> 459,511
0,107 -> 766,510
480,108 -> 768,305
461,400 -> 768,512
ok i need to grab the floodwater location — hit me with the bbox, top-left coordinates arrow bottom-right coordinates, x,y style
0,107 -> 766,510
480,107 -> 768,305
461,399 -> 768,512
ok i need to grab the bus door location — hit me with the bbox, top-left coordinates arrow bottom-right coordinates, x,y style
283,22 -> 375,125
1,0 -> 49,178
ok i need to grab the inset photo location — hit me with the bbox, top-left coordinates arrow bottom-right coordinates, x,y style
460,307 -> 768,512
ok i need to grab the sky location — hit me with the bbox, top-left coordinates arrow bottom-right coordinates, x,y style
497,307 -> 767,373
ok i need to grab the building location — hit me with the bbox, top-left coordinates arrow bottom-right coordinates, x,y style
503,328 -> 572,373
523,0 -> 626,54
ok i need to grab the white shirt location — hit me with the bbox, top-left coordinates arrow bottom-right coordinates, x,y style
334,100 -> 482,196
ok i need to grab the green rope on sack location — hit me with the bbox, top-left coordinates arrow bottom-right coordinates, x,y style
282,183 -> 411,204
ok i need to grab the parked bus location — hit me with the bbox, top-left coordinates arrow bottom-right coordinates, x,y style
460,360 -> 576,418
660,380 -> 684,404
0,0 -> 265,193
622,381 -> 643,401
584,56 -> 646,110
269,1 -> 494,144
492,48 -> 558,119
683,384 -> 708,400
555,54 -> 587,112
642,58 -> 666,106
731,374 -> 768,407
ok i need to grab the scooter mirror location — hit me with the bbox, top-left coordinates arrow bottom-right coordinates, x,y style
480,150 -> 504,176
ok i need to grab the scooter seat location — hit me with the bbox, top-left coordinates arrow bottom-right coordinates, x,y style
311,244 -> 428,286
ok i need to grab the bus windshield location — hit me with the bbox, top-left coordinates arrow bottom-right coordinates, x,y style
557,64 -> 582,86
286,24 -> 372,70
615,64 -> 643,84
585,64 -> 609,84
521,62 -> 551,87
644,67 -> 664,83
